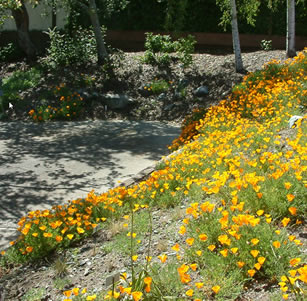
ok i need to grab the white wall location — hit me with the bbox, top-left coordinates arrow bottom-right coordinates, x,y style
1,3 -> 67,31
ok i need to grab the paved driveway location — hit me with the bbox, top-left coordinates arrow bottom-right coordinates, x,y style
0,120 -> 180,249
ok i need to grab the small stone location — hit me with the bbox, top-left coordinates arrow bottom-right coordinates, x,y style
82,91 -> 91,99
106,272 -> 120,287
79,258 -> 88,266
178,78 -> 189,88
81,246 -> 91,253
173,91 -> 182,100
157,93 -> 167,101
83,267 -> 91,276
164,104 -> 175,111
102,94 -> 134,110
194,86 -> 209,97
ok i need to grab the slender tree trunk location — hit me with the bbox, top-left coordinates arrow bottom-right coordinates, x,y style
286,0 -> 296,58
11,1 -> 36,60
51,0 -> 57,29
230,0 -> 244,73
87,0 -> 108,65
268,11 -> 273,36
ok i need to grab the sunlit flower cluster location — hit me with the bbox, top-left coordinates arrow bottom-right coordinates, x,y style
29,83 -> 84,121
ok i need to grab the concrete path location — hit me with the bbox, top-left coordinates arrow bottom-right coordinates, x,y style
0,120 -> 180,249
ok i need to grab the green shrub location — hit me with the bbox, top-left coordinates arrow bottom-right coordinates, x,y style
143,32 -> 196,67
145,33 -> 176,54
176,35 -> 197,67
42,27 -> 101,67
260,40 -> 273,51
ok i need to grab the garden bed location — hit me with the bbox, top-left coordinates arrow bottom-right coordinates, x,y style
1,50 -> 288,123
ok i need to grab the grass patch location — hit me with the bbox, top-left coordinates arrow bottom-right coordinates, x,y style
53,277 -> 71,290
21,288 -> 46,301
0,67 -> 42,113
102,209 -> 151,256
143,78 -> 170,95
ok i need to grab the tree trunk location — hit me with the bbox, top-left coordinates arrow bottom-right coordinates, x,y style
230,0 -> 244,73
286,0 -> 296,58
51,0 -> 57,29
268,11 -> 273,36
11,1 -> 36,60
87,0 -> 108,65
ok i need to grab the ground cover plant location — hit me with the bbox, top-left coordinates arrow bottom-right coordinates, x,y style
1,50 -> 306,300
142,78 -> 171,95
28,83 -> 85,121
0,67 -> 42,117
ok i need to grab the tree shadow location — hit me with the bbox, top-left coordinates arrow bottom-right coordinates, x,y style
0,120 -> 180,224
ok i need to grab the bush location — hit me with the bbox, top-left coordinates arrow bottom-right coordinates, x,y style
260,40 -> 273,51
176,35 -> 197,67
143,32 -> 196,67
42,27 -> 101,67
0,43 -> 24,62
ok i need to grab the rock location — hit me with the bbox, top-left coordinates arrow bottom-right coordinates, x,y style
194,86 -> 209,97
76,89 -> 91,100
173,91 -> 183,100
82,91 -> 91,99
83,267 -> 91,276
79,258 -> 90,266
289,115 -> 303,128
164,104 -> 176,111
92,91 -> 99,98
178,78 -> 189,88
81,245 -> 91,252
222,90 -> 230,97
157,93 -> 167,101
106,272 -> 120,287
102,94 -> 134,110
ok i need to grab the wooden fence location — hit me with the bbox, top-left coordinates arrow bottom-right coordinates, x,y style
1,30 -> 306,52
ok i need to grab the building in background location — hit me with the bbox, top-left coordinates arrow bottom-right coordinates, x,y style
1,2 -> 67,31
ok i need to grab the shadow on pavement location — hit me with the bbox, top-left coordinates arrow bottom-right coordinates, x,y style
0,120 -> 180,222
